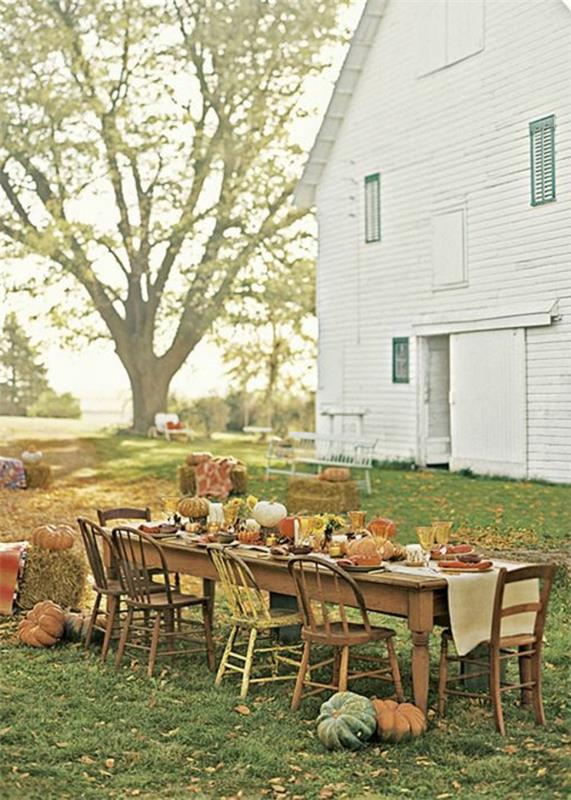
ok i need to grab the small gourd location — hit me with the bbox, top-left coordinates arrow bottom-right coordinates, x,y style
31,524 -> 75,551
178,496 -> 210,519
252,499 -> 287,529
372,699 -> 426,742
18,601 -> 65,647
316,691 -> 377,751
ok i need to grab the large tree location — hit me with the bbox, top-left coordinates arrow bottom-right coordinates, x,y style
0,0 -> 346,431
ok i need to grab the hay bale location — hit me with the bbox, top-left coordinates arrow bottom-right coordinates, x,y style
24,463 -> 53,489
178,460 -> 248,496
18,546 -> 88,610
287,477 -> 360,514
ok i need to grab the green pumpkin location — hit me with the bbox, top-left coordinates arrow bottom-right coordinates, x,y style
316,691 -> 377,751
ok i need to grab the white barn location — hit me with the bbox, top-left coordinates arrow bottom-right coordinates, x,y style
296,0 -> 571,483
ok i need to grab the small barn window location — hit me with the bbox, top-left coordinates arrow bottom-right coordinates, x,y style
530,115 -> 555,206
392,338 -> 409,383
364,173 -> 381,243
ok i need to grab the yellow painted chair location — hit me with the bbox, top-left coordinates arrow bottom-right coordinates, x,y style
207,546 -> 302,698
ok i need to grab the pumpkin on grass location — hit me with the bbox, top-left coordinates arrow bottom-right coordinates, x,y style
31,524 -> 75,551
316,691 -> 377,751
372,699 -> 426,742
18,600 -> 65,647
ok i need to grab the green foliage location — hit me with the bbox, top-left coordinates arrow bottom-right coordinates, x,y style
28,389 -> 81,419
0,0 -> 349,430
189,396 -> 230,439
0,312 -> 49,414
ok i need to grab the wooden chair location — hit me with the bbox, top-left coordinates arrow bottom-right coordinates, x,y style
287,555 -> 404,710
97,506 -> 180,590
96,507 -> 151,527
207,546 -> 302,699
111,526 -> 215,678
437,564 -> 556,735
77,517 -> 125,663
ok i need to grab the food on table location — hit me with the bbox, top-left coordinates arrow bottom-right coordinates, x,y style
244,518 -> 261,534
178,496 -> 210,519
18,600 -> 65,647
439,560 -> 493,571
139,523 -> 178,535
458,552 -> 483,563
316,691 -> 377,751
252,499 -> 287,529
367,517 -> 397,539
430,543 -> 473,560
31,524 -> 75,551
372,699 -> 426,742
346,535 -> 382,566
290,544 -> 313,555
237,529 -> 262,545
270,545 -> 289,557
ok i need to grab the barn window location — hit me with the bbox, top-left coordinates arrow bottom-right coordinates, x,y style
364,173 -> 381,243
530,115 -> 556,206
392,338 -> 409,384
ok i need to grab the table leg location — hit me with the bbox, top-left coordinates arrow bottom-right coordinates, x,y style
269,592 -> 301,644
408,592 -> 434,714
203,578 -> 216,625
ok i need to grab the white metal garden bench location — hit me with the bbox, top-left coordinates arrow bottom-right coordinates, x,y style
265,431 -> 377,495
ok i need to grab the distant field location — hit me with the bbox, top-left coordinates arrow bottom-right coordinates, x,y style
0,414 -> 123,441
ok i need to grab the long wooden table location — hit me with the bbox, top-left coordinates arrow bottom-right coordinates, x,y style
122,537 -> 450,713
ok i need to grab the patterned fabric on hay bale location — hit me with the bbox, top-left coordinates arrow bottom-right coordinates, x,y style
178,457 -> 248,497
0,457 -> 26,489
287,477 -> 360,514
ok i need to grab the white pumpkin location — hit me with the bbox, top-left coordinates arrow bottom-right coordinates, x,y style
252,500 -> 287,529
245,518 -> 261,534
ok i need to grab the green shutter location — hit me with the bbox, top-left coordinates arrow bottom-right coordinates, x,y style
392,337 -> 409,384
364,173 -> 381,242
530,115 -> 555,206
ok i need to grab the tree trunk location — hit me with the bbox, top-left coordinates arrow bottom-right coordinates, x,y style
127,363 -> 171,434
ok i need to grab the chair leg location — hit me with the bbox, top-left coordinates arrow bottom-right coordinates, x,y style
338,646 -> 350,691
531,646 -> 546,726
291,641 -> 311,711
215,626 -> 238,687
386,637 -> 404,702
332,648 -> 341,686
202,600 -> 216,671
115,607 -> 133,670
240,628 -> 258,700
101,594 -> 118,663
518,645 -> 533,707
147,612 -> 162,678
489,647 -> 505,736
437,636 -> 449,717
84,593 -> 101,649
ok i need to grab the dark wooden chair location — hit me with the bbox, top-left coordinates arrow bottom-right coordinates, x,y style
437,564 -> 556,735
96,507 -> 152,527
77,517 -> 125,662
111,526 -> 215,678
287,555 -> 404,710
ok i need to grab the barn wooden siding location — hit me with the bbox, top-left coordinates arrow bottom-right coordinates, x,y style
315,0 -> 571,482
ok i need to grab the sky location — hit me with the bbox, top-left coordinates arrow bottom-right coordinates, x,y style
1,1 -> 366,424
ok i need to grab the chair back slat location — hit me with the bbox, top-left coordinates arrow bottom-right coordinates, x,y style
111,526 -> 171,604
97,507 -> 152,526
491,564 -> 556,646
207,546 -> 270,623
288,555 -> 371,636
78,517 -> 113,590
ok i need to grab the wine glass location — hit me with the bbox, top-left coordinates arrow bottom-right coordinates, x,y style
348,510 -> 366,532
297,516 -> 312,546
417,526 -> 435,565
432,521 -> 453,546
161,495 -> 180,524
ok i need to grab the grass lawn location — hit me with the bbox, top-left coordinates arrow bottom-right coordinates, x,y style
1,432 -> 570,799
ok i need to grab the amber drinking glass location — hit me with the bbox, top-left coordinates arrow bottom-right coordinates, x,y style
432,521 -> 453,545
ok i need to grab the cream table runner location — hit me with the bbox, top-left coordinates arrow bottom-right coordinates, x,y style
387,560 -> 539,656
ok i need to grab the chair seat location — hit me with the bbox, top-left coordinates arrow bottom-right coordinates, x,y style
126,591 -> 207,609
303,621 -> 396,646
94,579 -> 165,596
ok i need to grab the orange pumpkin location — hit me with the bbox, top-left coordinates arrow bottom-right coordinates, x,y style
367,517 -> 397,539
18,600 -> 65,647
31,524 -> 75,551
372,699 -> 426,742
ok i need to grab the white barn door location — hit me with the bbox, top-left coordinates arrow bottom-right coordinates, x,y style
450,329 -> 527,479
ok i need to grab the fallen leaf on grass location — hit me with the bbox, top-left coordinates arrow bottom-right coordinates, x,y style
0,726 -> 12,736
234,704 -> 251,716
160,727 -> 180,737
537,768 -> 547,777
80,755 -> 96,765
105,758 -> 115,769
